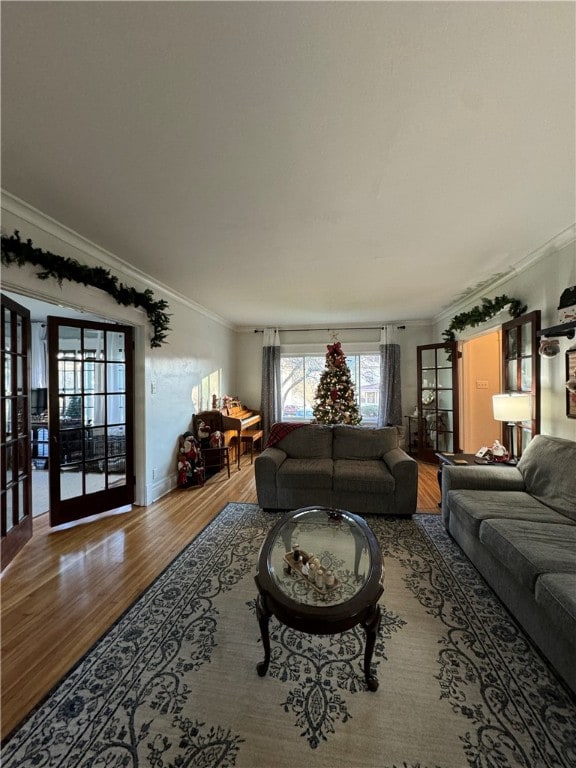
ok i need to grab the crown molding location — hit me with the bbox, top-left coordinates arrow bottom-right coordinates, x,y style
1,190 -> 233,330
434,223 -> 576,325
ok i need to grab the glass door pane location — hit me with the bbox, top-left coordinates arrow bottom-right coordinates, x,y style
48,318 -> 133,526
501,311 -> 540,457
416,342 -> 458,461
1,293 -> 32,570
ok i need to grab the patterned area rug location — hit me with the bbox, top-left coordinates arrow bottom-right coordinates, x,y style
3,503 -> 575,768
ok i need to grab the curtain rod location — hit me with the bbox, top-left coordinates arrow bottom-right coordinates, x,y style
254,325 -> 406,333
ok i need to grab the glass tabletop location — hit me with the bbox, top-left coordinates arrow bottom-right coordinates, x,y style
266,507 -> 373,607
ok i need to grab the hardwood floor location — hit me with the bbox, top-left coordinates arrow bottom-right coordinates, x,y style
1,457 -> 440,740
414,459 -> 440,511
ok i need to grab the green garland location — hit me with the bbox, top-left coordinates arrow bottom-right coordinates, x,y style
1,230 -> 171,347
443,294 -> 527,344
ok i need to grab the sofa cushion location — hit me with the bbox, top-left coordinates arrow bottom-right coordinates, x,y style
333,426 -> 398,459
278,425 -> 333,459
448,490 -> 575,538
479,519 -> 576,592
535,573 -> 576,644
333,459 -> 394,494
518,434 -> 576,521
277,458 -> 333,490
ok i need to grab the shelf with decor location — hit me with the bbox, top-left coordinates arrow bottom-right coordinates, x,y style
537,320 -> 576,339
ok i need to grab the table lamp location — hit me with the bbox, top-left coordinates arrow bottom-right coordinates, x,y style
492,393 -> 532,465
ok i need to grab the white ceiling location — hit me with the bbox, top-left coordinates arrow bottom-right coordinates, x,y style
2,2 -> 575,329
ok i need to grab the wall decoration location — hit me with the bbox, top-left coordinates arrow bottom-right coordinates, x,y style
539,338 -> 560,358
1,230 -> 171,347
442,295 -> 527,344
566,349 -> 576,419
558,286 -> 576,324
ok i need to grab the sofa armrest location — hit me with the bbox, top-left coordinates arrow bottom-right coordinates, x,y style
383,448 -> 418,515
441,465 -> 525,528
254,447 -> 287,509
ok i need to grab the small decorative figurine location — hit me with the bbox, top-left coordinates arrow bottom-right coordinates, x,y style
197,421 -> 211,440
293,549 -> 301,562
177,432 -> 203,488
325,570 -> 335,587
301,562 -> 310,577
491,439 -> 509,462
209,430 -> 223,448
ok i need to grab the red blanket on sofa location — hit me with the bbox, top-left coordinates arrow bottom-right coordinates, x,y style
265,422 -> 308,448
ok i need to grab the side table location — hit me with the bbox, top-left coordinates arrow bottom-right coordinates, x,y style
436,452 -> 516,506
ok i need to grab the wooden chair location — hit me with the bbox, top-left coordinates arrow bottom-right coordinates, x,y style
191,411 -> 234,478
193,410 -> 238,462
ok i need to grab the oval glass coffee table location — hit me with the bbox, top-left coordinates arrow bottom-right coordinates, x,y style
255,506 -> 384,691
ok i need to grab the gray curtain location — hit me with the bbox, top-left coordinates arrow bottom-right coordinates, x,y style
378,330 -> 402,427
260,329 -> 281,443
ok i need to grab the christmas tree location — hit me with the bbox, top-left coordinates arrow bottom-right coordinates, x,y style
312,341 -> 362,425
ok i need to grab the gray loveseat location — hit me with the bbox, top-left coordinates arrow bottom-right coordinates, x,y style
254,424 -> 418,516
441,434 -> 576,694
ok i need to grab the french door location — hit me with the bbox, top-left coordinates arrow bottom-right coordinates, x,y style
48,318 -> 134,526
501,310 -> 541,457
1,294 -> 32,570
416,342 -> 460,462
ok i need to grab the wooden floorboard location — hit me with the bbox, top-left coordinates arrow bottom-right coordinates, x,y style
1,456 -> 440,739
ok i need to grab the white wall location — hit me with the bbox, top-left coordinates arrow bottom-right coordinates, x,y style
1,198 -> 236,503
234,323 -> 435,423
433,234 -> 576,441
144,305 -> 234,501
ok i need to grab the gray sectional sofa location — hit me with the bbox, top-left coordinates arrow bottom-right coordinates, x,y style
255,424 -> 418,516
441,434 -> 576,694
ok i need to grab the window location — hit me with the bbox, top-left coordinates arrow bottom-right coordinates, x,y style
281,355 -> 323,420
348,354 -> 380,422
280,353 -> 381,424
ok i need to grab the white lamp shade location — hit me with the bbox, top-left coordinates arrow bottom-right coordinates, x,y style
492,393 -> 532,422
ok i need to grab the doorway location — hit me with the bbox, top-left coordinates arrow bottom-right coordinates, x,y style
459,330 -> 502,453
459,310 -> 541,457
2,291 -> 136,530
